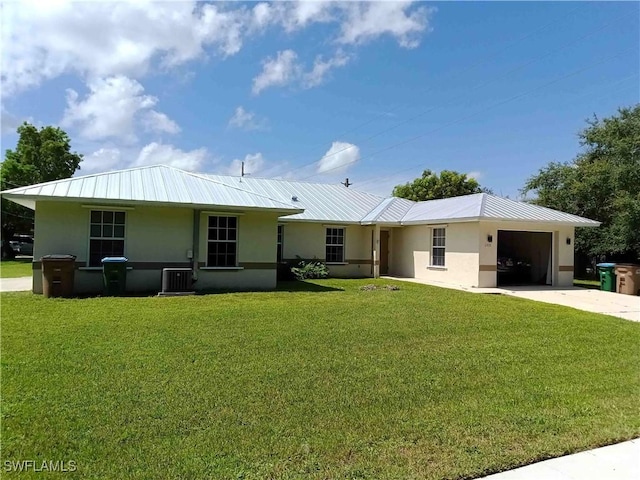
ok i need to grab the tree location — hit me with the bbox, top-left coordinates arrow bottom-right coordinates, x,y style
392,169 -> 489,201
1,122 -> 83,258
522,104 -> 640,263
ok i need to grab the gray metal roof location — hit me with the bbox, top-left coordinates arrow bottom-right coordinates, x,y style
1,165 -> 302,213
1,166 -> 600,227
400,193 -> 600,226
361,197 -> 415,224
202,174 -> 385,223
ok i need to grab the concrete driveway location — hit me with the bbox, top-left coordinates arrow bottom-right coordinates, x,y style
384,277 -> 640,322
0,276 -> 32,292
501,286 -> 639,322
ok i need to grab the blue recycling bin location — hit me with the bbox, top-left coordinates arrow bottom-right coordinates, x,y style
101,257 -> 128,296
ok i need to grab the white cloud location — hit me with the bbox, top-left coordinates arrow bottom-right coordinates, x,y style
339,2 -> 432,48
142,110 -> 181,135
1,1 -> 434,98
1,108 -> 32,135
61,75 -> 178,142
82,148 -> 123,174
1,1 -> 252,96
317,141 -> 360,174
224,153 -> 266,176
467,171 -> 482,180
228,106 -> 265,131
279,2 -> 335,32
303,50 -> 350,89
254,48 -> 351,94
135,142 -> 208,171
252,50 -> 300,95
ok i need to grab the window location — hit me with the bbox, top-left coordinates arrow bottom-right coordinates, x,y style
326,227 -> 345,263
431,227 -> 446,267
89,210 -> 125,266
277,225 -> 284,262
207,216 -> 237,267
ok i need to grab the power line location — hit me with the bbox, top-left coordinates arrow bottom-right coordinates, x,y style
356,73 -> 639,191
300,47 -> 634,182
282,9 -> 627,178
269,5 -> 583,178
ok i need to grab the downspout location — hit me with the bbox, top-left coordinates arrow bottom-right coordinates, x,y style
192,209 -> 200,283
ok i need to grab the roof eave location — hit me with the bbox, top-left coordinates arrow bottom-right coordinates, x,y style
1,194 -> 304,215
478,217 -> 601,227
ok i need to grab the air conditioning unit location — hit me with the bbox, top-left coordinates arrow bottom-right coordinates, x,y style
159,268 -> 195,296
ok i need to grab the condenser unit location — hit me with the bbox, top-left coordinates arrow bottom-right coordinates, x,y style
159,268 -> 195,296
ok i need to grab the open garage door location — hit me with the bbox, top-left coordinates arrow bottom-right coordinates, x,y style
497,231 -> 552,286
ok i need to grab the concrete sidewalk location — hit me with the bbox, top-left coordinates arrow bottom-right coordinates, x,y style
478,439 -> 639,480
0,276 -> 32,292
384,277 -> 639,322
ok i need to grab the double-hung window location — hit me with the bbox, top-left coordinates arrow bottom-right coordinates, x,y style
207,216 -> 237,267
431,227 -> 446,267
325,227 -> 345,263
89,210 -> 125,266
277,225 -> 284,263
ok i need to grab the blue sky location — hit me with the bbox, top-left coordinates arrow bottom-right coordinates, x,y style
1,1 -> 638,198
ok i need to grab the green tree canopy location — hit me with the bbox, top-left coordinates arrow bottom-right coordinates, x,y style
392,169 -> 488,201
1,122 -> 83,257
522,105 -> 640,261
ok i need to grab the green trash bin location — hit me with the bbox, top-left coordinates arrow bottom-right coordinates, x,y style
101,257 -> 128,296
596,263 -> 616,292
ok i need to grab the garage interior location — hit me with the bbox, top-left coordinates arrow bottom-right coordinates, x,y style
497,231 -> 553,286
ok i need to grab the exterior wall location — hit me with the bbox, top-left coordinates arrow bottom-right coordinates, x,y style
478,221 -> 575,287
281,222 -> 373,278
196,211 -> 280,290
391,222 -> 481,287
32,201 -> 280,294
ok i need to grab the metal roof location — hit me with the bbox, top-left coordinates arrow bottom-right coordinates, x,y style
361,197 -> 415,224
202,174 -> 385,223
1,166 -> 600,227
0,165 -> 302,213
400,193 -> 600,226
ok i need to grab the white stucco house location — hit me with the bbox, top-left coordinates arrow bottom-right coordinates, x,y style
1,165 -> 600,294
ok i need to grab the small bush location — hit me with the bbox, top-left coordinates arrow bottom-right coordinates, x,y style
291,260 -> 329,280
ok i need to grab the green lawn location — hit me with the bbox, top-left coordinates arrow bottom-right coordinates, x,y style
573,278 -> 601,289
0,259 -> 32,278
1,279 -> 638,479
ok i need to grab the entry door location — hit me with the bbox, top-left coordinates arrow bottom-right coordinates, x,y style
380,231 -> 389,275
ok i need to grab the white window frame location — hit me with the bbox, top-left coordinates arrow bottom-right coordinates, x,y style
325,227 -> 345,264
207,215 -> 238,268
88,210 -> 126,267
431,227 -> 446,267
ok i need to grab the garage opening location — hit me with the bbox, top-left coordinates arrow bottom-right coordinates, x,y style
497,231 -> 552,286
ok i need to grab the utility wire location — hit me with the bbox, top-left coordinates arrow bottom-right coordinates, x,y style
355,73 -> 640,190
292,12 -> 629,178
270,5 -> 583,177
300,47 -> 634,181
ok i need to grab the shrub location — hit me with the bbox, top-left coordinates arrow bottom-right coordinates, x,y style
291,260 -> 329,280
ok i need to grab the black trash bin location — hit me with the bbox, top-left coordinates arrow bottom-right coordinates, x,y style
101,257 -> 128,296
41,255 -> 76,298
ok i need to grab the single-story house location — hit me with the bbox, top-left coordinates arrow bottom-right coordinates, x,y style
1,164 -> 600,294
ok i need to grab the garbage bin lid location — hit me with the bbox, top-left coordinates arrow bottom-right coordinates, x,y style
41,254 -> 76,261
596,262 -> 616,267
101,256 -> 128,263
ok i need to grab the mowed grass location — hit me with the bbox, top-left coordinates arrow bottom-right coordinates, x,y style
573,278 -> 601,289
1,279 -> 639,479
0,259 -> 32,278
